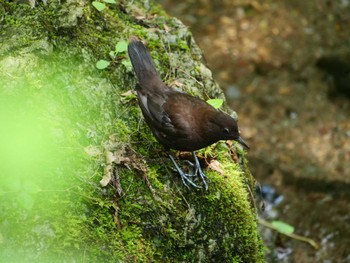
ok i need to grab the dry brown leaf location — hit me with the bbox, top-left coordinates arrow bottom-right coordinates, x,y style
105,151 -> 118,164
100,149 -> 128,187
100,165 -> 113,187
169,80 -> 184,87
208,160 -> 225,175
163,23 -> 171,32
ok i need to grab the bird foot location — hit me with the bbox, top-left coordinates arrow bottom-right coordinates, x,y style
179,171 -> 202,189
168,153 -> 208,191
184,160 -> 195,167
192,152 -> 208,191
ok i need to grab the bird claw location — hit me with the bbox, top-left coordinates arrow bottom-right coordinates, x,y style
184,160 -> 195,167
169,153 -> 208,191
179,171 -> 202,189
171,160 -> 195,176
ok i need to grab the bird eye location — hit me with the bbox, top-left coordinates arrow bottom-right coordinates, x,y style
224,128 -> 230,133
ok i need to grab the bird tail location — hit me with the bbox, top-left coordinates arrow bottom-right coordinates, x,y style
128,37 -> 163,89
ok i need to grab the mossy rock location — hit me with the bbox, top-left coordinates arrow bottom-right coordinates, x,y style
0,0 -> 264,262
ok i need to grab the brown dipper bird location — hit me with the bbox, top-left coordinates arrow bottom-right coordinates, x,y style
127,37 -> 249,190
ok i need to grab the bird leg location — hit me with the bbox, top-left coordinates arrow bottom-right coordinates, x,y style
168,152 -> 208,190
183,160 -> 195,168
182,160 -> 197,176
192,151 -> 208,191
168,154 -> 201,189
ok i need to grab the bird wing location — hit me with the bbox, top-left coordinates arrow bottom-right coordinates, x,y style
136,85 -> 175,132
147,93 -> 174,129
161,92 -> 203,136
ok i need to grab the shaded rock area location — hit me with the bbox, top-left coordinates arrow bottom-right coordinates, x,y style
157,0 -> 350,262
316,54 -> 350,99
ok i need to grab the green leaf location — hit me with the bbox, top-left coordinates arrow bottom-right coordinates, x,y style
121,59 -> 132,70
103,0 -> 116,3
115,41 -> 128,53
92,1 -> 106,11
272,220 -> 295,234
96,59 -> 110,69
109,50 -> 116,57
206,99 -> 224,109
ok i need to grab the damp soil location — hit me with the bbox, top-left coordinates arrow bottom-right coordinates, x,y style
157,1 -> 350,262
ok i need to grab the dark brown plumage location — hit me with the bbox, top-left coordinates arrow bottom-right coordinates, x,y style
128,38 -> 248,190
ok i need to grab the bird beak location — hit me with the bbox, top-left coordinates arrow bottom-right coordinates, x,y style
236,136 -> 250,149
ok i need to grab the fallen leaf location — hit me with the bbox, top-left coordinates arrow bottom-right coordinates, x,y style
106,150 -> 118,164
100,150 -> 127,187
208,160 -> 225,175
169,80 -> 184,87
100,165 -> 113,187
163,23 -> 171,32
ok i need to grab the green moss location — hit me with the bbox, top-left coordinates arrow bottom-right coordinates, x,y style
0,0 -> 264,262
114,119 -> 131,142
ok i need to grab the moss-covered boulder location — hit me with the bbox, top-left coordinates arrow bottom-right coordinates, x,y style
0,0 -> 264,262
